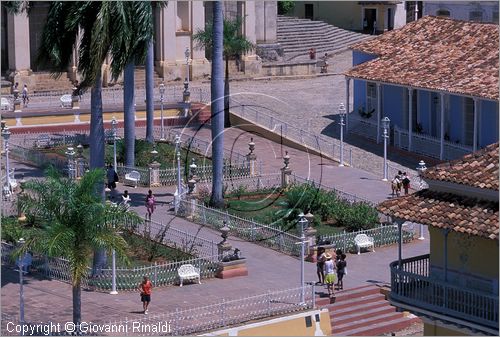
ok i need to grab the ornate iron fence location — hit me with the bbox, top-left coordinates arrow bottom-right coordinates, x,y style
318,223 -> 416,253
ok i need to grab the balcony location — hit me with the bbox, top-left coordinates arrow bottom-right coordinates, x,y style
390,254 -> 499,335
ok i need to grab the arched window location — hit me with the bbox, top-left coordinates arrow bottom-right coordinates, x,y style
436,9 -> 450,17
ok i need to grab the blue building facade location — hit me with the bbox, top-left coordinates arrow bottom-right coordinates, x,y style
348,49 -> 499,160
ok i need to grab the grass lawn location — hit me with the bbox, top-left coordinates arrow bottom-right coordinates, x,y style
224,192 -> 346,236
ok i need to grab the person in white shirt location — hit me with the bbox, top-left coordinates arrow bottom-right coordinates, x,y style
121,190 -> 131,211
323,253 -> 337,297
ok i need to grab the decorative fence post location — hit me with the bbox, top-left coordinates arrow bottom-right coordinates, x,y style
246,137 -> 257,176
153,262 -> 158,286
149,161 -> 161,187
75,144 -> 86,179
281,151 -> 292,188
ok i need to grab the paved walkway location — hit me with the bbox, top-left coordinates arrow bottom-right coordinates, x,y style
2,158 -> 430,328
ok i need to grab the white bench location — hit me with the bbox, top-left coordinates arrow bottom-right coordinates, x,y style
60,94 -> 72,108
177,264 -> 201,287
1,97 -> 11,110
354,234 -> 375,255
124,170 -> 140,188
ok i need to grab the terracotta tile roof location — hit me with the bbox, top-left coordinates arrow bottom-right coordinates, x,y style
345,16 -> 499,100
423,143 -> 499,190
377,190 -> 499,240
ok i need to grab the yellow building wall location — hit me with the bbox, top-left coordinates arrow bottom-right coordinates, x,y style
290,2 -> 389,32
429,226 -> 499,280
202,309 -> 331,336
424,322 -> 469,336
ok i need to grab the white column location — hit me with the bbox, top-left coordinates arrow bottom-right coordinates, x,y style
191,1 -> 206,61
440,93 -> 445,160
408,89 -> 413,152
473,98 -> 478,152
376,83 -> 381,144
345,78 -> 351,134
7,11 -> 31,72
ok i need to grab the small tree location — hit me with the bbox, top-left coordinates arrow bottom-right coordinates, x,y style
18,168 -> 141,326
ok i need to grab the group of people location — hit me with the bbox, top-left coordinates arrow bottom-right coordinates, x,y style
391,170 -> 411,197
106,164 -> 156,218
12,82 -> 30,107
316,247 -> 347,298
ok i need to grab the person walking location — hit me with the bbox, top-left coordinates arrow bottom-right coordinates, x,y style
336,253 -> 347,290
402,172 -> 411,195
121,190 -> 131,211
145,189 -> 156,220
22,84 -> 29,107
316,247 -> 326,285
138,276 -> 153,314
323,253 -> 337,298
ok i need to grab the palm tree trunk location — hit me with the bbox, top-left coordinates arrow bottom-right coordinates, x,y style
89,73 -> 107,276
145,41 -> 154,143
72,282 -> 81,327
224,57 -> 231,128
124,62 -> 136,167
209,0 -> 225,208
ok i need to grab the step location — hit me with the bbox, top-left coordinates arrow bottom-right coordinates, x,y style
330,299 -> 391,317
333,311 -> 403,334
334,285 -> 381,302
332,303 -> 396,325
333,316 -> 421,336
333,293 -> 386,311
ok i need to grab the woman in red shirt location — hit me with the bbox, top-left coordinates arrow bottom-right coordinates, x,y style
138,276 -> 153,314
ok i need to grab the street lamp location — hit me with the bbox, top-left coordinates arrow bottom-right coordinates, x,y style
338,103 -> 346,167
17,237 -> 26,326
65,147 -> 76,180
174,135 -> 182,213
185,47 -> 190,85
159,82 -> 166,141
297,212 -> 308,304
381,117 -> 390,181
111,117 -> 118,171
2,126 -> 11,193
416,160 -> 427,240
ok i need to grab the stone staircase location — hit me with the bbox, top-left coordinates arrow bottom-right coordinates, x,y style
316,285 -> 421,336
133,66 -> 164,88
32,72 -> 74,93
277,15 -> 373,61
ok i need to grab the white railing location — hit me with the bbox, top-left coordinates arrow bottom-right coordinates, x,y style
230,98 -> 354,167
394,125 -> 473,161
2,85 -> 211,111
390,254 -> 499,333
183,200 -> 301,256
348,113 -> 379,141
0,286 -> 314,336
1,241 -> 220,292
318,223 -> 416,252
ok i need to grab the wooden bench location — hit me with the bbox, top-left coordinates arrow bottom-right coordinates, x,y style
60,94 -> 72,108
354,234 -> 375,255
124,170 -> 140,188
177,264 -> 201,287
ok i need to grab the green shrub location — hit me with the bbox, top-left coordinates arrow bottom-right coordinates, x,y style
338,202 -> 378,232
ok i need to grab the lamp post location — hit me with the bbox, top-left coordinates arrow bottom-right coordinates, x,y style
65,147 -> 76,180
110,224 -> 118,295
174,135 -> 182,213
338,103 -> 346,167
17,237 -> 25,327
381,117 -> 390,181
111,117 -> 118,171
159,82 -> 166,141
2,126 -> 11,193
416,160 -> 427,240
185,47 -> 190,85
297,212 -> 308,304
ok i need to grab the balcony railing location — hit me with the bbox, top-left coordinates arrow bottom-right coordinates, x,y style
390,254 -> 499,333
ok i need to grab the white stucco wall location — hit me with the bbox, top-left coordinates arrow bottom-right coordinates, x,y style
423,1 -> 499,23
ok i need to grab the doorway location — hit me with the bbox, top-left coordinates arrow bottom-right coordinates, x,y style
305,4 -> 313,20
363,8 -> 377,33
387,8 -> 393,31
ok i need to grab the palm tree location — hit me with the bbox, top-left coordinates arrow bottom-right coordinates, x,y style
193,16 -> 254,128
209,0 -> 225,208
18,168 -> 141,326
36,1 -> 160,274
145,41 -> 155,144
